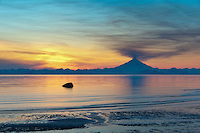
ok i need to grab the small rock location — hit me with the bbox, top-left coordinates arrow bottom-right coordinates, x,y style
62,82 -> 74,88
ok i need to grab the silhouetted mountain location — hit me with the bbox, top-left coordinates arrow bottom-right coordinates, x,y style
111,57 -> 154,74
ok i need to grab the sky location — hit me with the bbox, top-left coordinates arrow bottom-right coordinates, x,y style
1,0 -> 200,69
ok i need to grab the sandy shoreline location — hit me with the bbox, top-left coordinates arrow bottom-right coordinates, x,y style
1,108 -> 200,132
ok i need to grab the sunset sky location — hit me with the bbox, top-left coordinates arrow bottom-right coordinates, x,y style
1,0 -> 200,69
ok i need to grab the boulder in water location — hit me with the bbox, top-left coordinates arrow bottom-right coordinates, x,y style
62,82 -> 73,88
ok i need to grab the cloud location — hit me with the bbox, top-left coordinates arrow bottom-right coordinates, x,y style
0,59 -> 46,69
106,27 -> 200,60
0,49 -> 56,56
95,0 -> 200,60
115,44 -> 187,60
11,51 -> 46,55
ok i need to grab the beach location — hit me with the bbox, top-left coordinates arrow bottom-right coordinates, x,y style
0,75 -> 200,132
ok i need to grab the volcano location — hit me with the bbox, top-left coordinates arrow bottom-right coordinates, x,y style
111,57 -> 154,74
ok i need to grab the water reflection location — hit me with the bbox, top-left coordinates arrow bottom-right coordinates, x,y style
1,75 -> 200,95
126,76 -> 146,88
1,75 -> 200,110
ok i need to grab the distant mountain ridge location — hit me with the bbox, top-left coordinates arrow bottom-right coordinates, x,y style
1,58 -> 200,74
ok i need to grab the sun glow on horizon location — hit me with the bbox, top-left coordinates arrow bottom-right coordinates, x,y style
0,41 -> 130,70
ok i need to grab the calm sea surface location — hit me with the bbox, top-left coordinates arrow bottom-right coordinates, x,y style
1,75 -> 200,132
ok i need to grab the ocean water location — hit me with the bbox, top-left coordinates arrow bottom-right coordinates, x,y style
0,75 -> 200,132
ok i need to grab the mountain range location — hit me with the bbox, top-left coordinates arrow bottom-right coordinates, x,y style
1,58 -> 200,74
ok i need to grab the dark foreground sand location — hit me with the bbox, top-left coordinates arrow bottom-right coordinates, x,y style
1,109 -> 200,133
